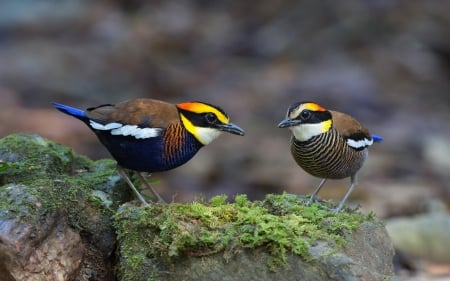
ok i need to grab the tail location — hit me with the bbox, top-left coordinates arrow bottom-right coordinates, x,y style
371,134 -> 384,143
52,102 -> 86,120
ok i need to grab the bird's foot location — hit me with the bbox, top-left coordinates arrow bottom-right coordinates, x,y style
306,195 -> 319,206
330,207 -> 341,214
117,166 -> 150,206
137,172 -> 166,203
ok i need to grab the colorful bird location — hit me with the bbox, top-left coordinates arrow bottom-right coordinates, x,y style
53,98 -> 245,205
278,101 -> 382,213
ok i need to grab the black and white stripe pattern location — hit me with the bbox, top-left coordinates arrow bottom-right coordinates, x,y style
291,128 -> 368,180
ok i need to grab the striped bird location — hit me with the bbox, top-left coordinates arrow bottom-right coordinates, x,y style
278,101 -> 382,213
53,98 -> 244,205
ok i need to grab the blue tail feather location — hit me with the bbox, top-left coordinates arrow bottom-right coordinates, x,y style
52,102 -> 86,120
371,134 -> 383,142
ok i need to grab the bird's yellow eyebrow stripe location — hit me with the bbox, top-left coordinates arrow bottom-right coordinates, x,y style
176,102 -> 229,124
302,102 -> 326,112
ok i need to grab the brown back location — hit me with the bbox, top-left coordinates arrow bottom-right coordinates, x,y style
86,98 -> 180,128
330,110 -> 371,140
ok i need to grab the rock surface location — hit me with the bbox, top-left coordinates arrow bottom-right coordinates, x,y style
114,195 -> 395,281
0,211 -> 83,281
159,221 -> 393,281
0,134 -> 126,281
386,209 -> 450,263
0,134 -> 395,280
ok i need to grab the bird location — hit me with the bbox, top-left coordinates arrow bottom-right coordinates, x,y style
53,98 -> 245,205
277,101 -> 383,213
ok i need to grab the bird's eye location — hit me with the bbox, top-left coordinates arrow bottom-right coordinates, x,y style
300,110 -> 311,120
205,113 -> 218,124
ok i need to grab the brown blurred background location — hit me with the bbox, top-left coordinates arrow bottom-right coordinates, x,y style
0,1 -> 450,278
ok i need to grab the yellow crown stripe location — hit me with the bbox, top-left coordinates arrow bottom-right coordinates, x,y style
177,102 -> 229,124
304,102 -> 326,112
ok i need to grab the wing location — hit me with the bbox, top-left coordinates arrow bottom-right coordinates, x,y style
85,98 -> 180,139
86,98 -> 179,127
330,110 -> 374,150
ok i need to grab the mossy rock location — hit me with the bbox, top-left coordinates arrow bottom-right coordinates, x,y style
0,134 -> 129,280
0,134 -> 394,281
114,194 -> 394,281
0,133 -> 128,224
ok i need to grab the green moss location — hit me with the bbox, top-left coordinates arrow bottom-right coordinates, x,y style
114,193 -> 372,280
0,134 -> 124,230
0,134 -> 378,280
0,134 -> 73,184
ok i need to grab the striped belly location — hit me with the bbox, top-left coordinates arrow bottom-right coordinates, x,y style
290,129 -> 368,179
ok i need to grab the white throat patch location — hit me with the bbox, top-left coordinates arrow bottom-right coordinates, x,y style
195,127 -> 223,145
290,123 -> 325,142
179,113 -> 223,145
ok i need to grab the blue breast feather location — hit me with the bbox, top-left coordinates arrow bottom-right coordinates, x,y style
94,130 -> 203,172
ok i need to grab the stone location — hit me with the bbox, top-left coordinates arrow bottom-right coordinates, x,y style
0,134 -> 125,281
114,195 -> 395,281
386,209 -> 450,263
0,134 -> 395,280
165,221 -> 393,281
0,209 -> 84,281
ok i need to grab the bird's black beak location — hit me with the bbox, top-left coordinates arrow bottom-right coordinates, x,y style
277,118 -> 301,128
218,122 -> 245,136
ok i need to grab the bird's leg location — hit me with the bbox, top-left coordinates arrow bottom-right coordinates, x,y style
117,166 -> 149,205
332,174 -> 358,213
307,178 -> 327,205
136,172 -> 166,203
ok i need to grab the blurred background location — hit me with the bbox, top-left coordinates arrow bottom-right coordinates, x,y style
0,1 -> 449,280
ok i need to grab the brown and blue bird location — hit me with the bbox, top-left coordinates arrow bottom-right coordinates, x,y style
278,101 -> 382,213
53,98 -> 244,205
